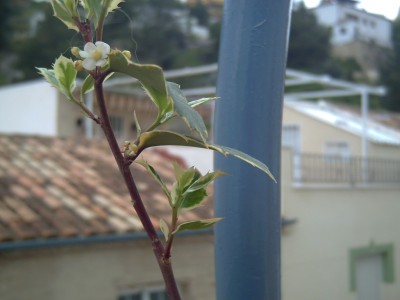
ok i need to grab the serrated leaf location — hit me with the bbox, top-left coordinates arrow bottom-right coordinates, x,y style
137,131 -> 276,182
80,75 -> 94,102
106,0 -> 123,14
80,0 -> 103,28
64,0 -> 78,14
37,68 -> 61,90
109,50 -> 173,119
177,167 -> 196,193
53,55 -> 77,100
136,160 -> 171,204
167,82 -> 208,142
172,218 -> 222,235
188,97 -> 219,108
180,188 -> 208,210
159,218 -> 169,242
51,0 -> 79,31
186,171 -> 226,193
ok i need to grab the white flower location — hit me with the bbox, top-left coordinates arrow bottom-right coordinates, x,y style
79,41 -> 110,71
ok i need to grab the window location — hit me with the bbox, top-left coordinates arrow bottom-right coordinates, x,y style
109,115 -> 124,138
324,141 -> 350,160
282,124 -> 301,153
118,287 -> 169,300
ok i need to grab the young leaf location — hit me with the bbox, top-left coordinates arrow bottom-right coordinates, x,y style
108,50 -> 173,119
80,75 -> 94,103
172,218 -> 222,235
137,131 -> 276,182
80,0 -> 103,28
37,68 -> 61,90
159,218 -> 169,242
51,0 -> 79,31
176,167 -> 196,194
188,97 -> 219,108
136,160 -> 171,204
186,171 -> 226,193
105,0 -> 123,14
180,188 -> 208,210
53,55 -> 77,100
167,82 -> 208,142
133,111 -> 142,136
172,161 -> 185,178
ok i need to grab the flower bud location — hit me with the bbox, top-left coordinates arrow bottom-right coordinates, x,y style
74,60 -> 84,72
122,50 -> 132,60
71,47 -> 82,59
129,144 -> 138,155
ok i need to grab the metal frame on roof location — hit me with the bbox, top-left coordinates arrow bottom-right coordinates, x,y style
100,63 -> 387,158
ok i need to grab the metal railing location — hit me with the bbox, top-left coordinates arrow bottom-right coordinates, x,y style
292,154 -> 400,186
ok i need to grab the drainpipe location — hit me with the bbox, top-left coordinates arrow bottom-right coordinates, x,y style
214,0 -> 292,299
361,89 -> 369,183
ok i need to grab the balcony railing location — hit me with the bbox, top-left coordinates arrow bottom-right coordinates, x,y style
292,154 -> 400,186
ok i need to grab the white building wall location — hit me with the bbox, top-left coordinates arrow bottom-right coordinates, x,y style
0,80 -> 58,136
314,3 -> 392,48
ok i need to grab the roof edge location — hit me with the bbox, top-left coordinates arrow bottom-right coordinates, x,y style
0,229 -> 213,252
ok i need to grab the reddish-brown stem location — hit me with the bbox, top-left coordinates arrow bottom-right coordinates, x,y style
94,76 -> 181,300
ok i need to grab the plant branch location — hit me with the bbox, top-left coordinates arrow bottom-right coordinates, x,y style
164,209 -> 178,260
77,102 -> 100,124
93,77 -> 181,300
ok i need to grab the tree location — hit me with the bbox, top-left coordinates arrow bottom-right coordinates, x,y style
287,3 -> 331,73
12,3 -> 75,81
189,1 -> 209,26
381,18 -> 400,112
104,0 -> 188,69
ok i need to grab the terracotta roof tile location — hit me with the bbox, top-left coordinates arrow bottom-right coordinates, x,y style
0,134 -> 214,242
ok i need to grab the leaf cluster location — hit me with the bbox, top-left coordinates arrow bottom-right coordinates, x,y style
37,0 -> 276,251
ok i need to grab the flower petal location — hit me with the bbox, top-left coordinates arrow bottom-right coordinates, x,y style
95,59 -> 107,67
84,42 -> 96,53
82,58 -> 96,71
95,41 -> 110,55
79,51 -> 90,58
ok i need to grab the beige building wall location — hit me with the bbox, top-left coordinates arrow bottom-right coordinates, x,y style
281,148 -> 400,300
0,234 -> 215,300
283,105 -> 400,159
283,105 -> 362,155
56,93 -> 86,137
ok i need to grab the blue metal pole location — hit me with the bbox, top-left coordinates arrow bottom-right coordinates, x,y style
214,0 -> 292,299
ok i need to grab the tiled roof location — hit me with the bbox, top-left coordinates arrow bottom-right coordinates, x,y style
0,135 -> 214,243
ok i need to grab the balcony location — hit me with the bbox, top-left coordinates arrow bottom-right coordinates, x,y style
292,154 -> 400,187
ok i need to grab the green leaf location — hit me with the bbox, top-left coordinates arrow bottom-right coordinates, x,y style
53,55 -> 77,100
109,50 -> 173,120
172,218 -> 222,235
159,218 -> 169,242
136,160 -> 171,204
188,97 -> 219,108
80,0 -> 103,28
177,167 -> 196,193
80,75 -> 94,103
64,0 -> 79,15
137,131 -> 276,182
180,188 -> 208,210
186,171 -> 226,193
37,68 -> 61,90
133,111 -> 142,136
167,82 -> 208,142
51,0 -> 79,31
106,0 -> 123,14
